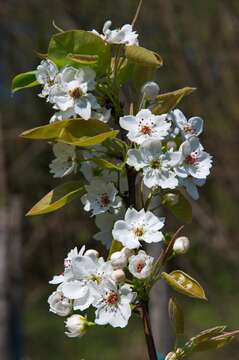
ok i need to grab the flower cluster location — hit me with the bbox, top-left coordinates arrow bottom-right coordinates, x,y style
15,14 -> 215,349
48,244 -> 154,333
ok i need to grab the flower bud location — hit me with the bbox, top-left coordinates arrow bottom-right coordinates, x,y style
48,291 -> 72,317
84,249 -> 99,260
110,251 -> 127,269
173,236 -> 190,255
65,314 -> 93,338
112,269 -> 126,283
165,352 -> 177,360
163,193 -> 179,206
141,81 -> 160,100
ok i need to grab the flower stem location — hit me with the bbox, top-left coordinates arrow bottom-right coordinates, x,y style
142,302 -> 158,360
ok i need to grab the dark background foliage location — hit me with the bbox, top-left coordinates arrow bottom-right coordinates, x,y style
1,0 -> 239,359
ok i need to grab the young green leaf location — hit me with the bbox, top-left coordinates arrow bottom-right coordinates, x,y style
90,158 -> 123,171
162,191 -> 192,224
20,119 -> 118,147
168,297 -> 184,335
12,71 -> 39,93
125,45 -> 163,68
26,181 -> 84,216
66,54 -> 98,65
161,270 -> 207,300
48,30 -> 111,74
152,87 -> 196,115
108,240 -> 123,259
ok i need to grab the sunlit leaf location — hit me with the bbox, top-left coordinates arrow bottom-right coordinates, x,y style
27,181 -> 84,216
20,119 -> 118,147
48,30 -> 111,74
125,45 -> 163,68
168,297 -> 184,335
161,270 -> 207,300
12,71 -> 39,93
152,87 -> 196,115
163,191 -> 192,224
90,158 -> 123,171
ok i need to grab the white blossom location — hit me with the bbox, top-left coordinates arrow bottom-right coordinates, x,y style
112,269 -> 126,283
49,142 -> 78,178
48,66 -> 100,120
93,20 -> 138,46
112,208 -> 165,249
127,139 -> 181,189
179,176 -> 206,200
172,109 -> 203,139
120,109 -> 170,144
48,290 -> 72,316
110,250 -> 128,270
81,178 -> 122,216
36,59 -> 58,98
94,210 -> 125,248
93,280 -> 134,328
141,81 -> 160,100
173,236 -> 190,254
128,250 -> 154,279
175,137 -> 212,179
65,315 -> 90,338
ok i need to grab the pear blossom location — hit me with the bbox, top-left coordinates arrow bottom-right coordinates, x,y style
175,137 -> 212,179
127,139 -> 181,189
93,280 -> 134,328
120,109 -> 170,144
110,250 -> 128,270
48,66 -> 100,120
128,250 -> 154,279
48,290 -> 72,316
172,109 -> 203,139
141,81 -> 160,100
112,269 -> 126,283
179,176 -> 206,200
93,20 -> 138,46
81,178 -> 122,216
49,142 -> 78,178
94,207 -> 125,248
36,59 -> 58,98
65,315 -> 92,338
112,208 -> 165,249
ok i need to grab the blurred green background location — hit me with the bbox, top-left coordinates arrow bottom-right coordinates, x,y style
1,0 -> 239,359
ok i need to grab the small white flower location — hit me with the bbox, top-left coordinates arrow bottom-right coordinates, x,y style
173,236 -> 190,254
36,59 -> 58,98
91,108 -> 111,123
81,178 -> 122,216
65,315 -> 90,338
93,280 -> 134,328
112,208 -> 165,249
93,20 -> 138,46
179,176 -> 206,200
112,269 -> 126,283
48,66 -> 100,120
120,109 -> 170,144
141,81 -> 160,100
128,250 -> 154,279
172,109 -> 203,139
48,290 -> 72,316
50,107 -> 76,123
176,137 -> 213,179
49,142 -> 78,178
127,139 -> 181,189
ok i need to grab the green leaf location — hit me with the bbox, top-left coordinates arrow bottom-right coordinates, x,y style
168,297 -> 184,335
191,336 -> 233,352
152,87 -> 196,115
108,240 -> 123,259
125,45 -> 163,68
186,326 -> 226,350
12,71 -> 39,93
66,53 -> 98,64
163,191 -> 192,224
90,158 -> 123,171
20,119 -> 118,147
48,30 -> 111,74
161,270 -> 207,300
26,181 -> 84,216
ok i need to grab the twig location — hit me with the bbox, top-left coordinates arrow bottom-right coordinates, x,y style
131,0 -> 143,28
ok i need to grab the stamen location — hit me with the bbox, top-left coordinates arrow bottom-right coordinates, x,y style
105,291 -> 118,305
69,87 -> 83,99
